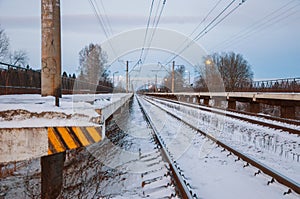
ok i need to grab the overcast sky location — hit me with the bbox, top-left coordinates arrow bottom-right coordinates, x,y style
0,0 -> 299,81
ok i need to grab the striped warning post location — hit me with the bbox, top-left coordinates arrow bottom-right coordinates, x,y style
48,126 -> 102,155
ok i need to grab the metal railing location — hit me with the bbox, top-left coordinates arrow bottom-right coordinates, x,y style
0,62 -> 113,95
234,78 -> 300,92
193,77 -> 300,93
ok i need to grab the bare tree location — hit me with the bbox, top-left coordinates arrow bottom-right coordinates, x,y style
0,26 -> 29,66
0,26 -> 9,62
163,65 -> 186,92
194,73 -> 208,92
198,52 -> 253,91
78,43 -> 108,84
9,49 -> 29,66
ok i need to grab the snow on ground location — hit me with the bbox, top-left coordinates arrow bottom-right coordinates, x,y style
138,96 -> 300,198
147,96 -> 300,183
162,98 -> 300,131
0,93 -> 128,128
0,96 -> 179,198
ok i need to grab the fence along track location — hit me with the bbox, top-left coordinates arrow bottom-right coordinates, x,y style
143,96 -> 300,195
136,96 -> 195,199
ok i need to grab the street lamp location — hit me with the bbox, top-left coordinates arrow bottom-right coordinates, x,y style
205,58 -> 212,66
113,71 -> 119,87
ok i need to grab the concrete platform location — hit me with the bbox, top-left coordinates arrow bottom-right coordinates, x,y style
0,93 -> 133,163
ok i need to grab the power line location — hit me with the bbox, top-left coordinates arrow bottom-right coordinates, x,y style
88,0 -> 110,39
97,0 -> 114,35
163,0 -> 223,64
142,0 -> 167,64
195,0 -> 245,41
128,59 -> 142,74
165,0 -> 245,65
227,8 -> 300,49
88,0 -> 117,58
139,0 -> 155,62
189,0 -> 223,39
152,0 -> 162,28
212,0 -> 300,50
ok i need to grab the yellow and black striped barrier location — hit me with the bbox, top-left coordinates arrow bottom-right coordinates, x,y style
48,126 -> 102,155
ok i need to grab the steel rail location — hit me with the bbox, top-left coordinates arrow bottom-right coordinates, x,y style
143,96 -> 300,195
149,96 -> 300,135
136,96 -> 195,199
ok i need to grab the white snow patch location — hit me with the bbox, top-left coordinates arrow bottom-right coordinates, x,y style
0,93 -> 129,127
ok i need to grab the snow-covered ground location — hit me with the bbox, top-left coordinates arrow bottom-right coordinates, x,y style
0,93 -> 129,128
146,96 -> 300,183
138,96 -> 300,198
0,95 -> 178,198
159,97 -> 300,131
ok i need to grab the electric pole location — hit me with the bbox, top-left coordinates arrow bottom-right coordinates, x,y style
155,74 -> 157,92
172,61 -> 175,93
126,61 -> 129,93
41,0 -> 61,106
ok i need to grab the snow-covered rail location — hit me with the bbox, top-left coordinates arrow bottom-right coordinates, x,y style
137,96 -> 195,199
146,92 -> 300,120
141,95 -> 300,196
148,96 -> 300,135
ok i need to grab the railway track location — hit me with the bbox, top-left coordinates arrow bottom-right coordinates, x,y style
147,96 -> 300,135
140,95 -> 300,196
137,96 -> 195,199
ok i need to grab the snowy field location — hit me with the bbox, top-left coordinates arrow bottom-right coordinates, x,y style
0,93 -> 128,128
139,96 -> 300,198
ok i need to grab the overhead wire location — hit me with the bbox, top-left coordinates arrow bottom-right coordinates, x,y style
142,0 -> 167,64
132,0 -> 167,74
128,59 -> 142,74
88,0 -> 110,39
88,0 -> 118,59
195,0 -> 245,41
221,6 -> 300,49
163,0 -> 223,64
97,0 -> 114,35
212,0 -> 300,50
192,0 -> 237,41
165,0 -> 246,65
152,0 -> 162,28
138,0 -> 155,62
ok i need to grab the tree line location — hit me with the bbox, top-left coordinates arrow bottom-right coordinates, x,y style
162,52 -> 253,92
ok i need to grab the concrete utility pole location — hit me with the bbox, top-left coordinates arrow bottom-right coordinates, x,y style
171,61 -> 175,93
126,61 -> 129,93
155,74 -> 157,92
112,71 -> 119,87
41,0 -> 62,106
186,70 -> 190,85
